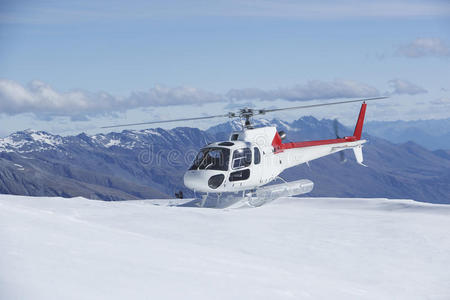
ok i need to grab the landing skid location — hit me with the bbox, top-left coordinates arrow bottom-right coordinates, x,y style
182,179 -> 314,208
248,178 -> 314,208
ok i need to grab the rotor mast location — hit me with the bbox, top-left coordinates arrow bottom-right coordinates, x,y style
238,107 -> 266,129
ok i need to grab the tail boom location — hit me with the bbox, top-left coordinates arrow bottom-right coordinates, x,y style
272,102 -> 368,152
271,102 -> 369,169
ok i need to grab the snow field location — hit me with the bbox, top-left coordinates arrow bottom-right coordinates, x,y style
1,195 -> 450,300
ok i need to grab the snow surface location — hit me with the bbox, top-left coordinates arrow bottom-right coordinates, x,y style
29,132 -> 62,147
104,139 -> 121,148
1,195 -> 450,300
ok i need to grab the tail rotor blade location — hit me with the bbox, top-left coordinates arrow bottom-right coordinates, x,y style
333,118 -> 341,139
333,119 -> 347,163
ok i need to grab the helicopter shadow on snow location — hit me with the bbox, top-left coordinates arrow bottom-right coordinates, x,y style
177,193 -> 250,209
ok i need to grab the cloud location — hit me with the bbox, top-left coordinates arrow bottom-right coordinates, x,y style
0,79 -> 118,116
4,78 -> 429,120
430,97 -> 450,105
70,114 -> 90,122
223,101 -> 256,110
128,86 -> 224,107
388,79 -> 427,95
0,79 -> 224,118
397,38 -> 450,58
227,80 -> 380,101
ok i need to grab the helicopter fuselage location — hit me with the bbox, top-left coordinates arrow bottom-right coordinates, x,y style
184,125 -> 365,193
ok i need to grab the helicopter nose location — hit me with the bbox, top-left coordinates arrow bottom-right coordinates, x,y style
184,170 -> 205,191
184,170 -> 225,192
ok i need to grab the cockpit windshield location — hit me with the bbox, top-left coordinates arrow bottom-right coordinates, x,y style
189,147 -> 230,171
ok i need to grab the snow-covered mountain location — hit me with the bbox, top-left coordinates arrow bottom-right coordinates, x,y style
0,127 -> 213,200
0,117 -> 449,203
1,194 -> 449,300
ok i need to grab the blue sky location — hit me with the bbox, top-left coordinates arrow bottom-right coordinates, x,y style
0,0 -> 449,136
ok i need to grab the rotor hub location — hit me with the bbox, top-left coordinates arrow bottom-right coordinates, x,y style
239,108 -> 255,128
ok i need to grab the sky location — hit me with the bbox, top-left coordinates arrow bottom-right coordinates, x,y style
0,0 -> 449,136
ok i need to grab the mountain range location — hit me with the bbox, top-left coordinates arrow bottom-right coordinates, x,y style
0,117 -> 449,204
365,118 -> 450,150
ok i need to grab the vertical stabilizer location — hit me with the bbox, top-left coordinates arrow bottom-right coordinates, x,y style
353,102 -> 367,140
353,145 -> 367,167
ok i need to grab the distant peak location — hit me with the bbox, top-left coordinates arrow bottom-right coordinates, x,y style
23,128 -> 37,133
15,129 -> 54,137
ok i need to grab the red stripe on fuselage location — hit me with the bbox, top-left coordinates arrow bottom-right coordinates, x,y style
280,136 -> 357,149
272,136 -> 358,153
272,131 -> 283,148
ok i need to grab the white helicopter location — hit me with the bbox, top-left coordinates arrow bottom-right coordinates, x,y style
104,97 -> 387,207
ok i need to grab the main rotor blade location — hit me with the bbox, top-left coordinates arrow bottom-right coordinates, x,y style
256,96 -> 388,115
101,114 -> 229,129
102,96 -> 388,129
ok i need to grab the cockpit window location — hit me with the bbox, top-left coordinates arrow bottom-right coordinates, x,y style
189,147 -> 230,171
232,148 -> 252,169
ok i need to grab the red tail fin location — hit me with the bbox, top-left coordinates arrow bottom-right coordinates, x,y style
353,102 -> 367,140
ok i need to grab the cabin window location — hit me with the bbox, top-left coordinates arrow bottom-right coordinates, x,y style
229,169 -> 250,182
189,147 -> 230,171
254,147 -> 261,165
232,148 -> 252,169
230,134 -> 239,141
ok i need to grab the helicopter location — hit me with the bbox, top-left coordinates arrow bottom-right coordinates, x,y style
103,96 -> 387,207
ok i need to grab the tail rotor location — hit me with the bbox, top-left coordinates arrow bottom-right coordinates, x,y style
333,119 -> 347,163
